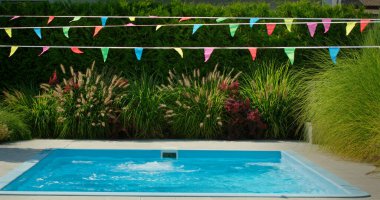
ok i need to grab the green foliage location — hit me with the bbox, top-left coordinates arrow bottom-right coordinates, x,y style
0,0 -> 368,89
120,74 -> 166,138
3,90 -> 57,138
40,62 -> 129,139
302,26 -> 380,163
0,109 -> 31,141
158,66 -> 239,139
0,123 -> 10,142
241,62 -> 302,139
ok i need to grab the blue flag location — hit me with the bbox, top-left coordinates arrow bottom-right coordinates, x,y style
135,48 -> 143,61
101,16 -> 108,26
192,24 -> 203,34
34,28 -> 42,39
329,47 -> 340,64
249,18 -> 260,28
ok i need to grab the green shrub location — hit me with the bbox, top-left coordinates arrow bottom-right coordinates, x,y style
0,0 -> 368,89
3,90 -> 58,138
0,110 -> 31,141
241,62 -> 302,139
0,123 -> 10,142
40,62 -> 129,139
119,74 -> 166,138
158,66 -> 239,139
302,26 -> 380,163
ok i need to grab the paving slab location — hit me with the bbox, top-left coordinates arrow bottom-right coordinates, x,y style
0,139 -> 379,200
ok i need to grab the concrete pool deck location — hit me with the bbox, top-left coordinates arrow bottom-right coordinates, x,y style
0,139 -> 378,200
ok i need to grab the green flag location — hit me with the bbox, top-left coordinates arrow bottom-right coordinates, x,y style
63,27 -> 70,38
216,17 -> 228,22
284,48 -> 296,65
101,48 -> 109,62
229,24 -> 239,37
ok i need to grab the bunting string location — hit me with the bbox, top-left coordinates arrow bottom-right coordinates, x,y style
1,21 -> 380,30
1,15 -> 380,21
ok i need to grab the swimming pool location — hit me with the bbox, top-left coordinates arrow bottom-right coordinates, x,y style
0,149 -> 369,197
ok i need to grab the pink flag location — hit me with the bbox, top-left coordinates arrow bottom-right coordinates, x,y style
322,18 -> 331,33
126,23 -> 136,26
360,19 -> 370,32
204,48 -> 214,62
47,16 -> 55,24
307,22 -> 318,37
71,47 -> 84,54
10,16 -> 20,21
38,46 -> 50,56
248,48 -> 257,61
93,26 -> 103,37
179,17 -> 192,22
266,23 -> 276,36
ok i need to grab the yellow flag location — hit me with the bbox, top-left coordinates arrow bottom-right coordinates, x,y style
9,46 -> 18,57
346,22 -> 356,36
5,28 -> 12,38
284,19 -> 294,32
174,48 -> 183,58
129,17 -> 135,21
156,25 -> 163,31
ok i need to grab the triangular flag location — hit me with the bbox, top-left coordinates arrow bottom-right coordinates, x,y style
174,48 -> 183,58
34,28 -> 42,39
129,17 -> 135,22
204,48 -> 214,62
47,16 -> 55,24
229,24 -> 239,37
248,48 -> 257,61
71,47 -> 84,54
135,48 -> 143,60
179,17 -> 191,22
249,18 -> 259,28
307,22 -> 318,37
101,16 -> 108,26
284,48 -> 296,65
101,47 -> 109,62
216,17 -> 228,22
93,26 -> 103,37
9,46 -> 18,57
329,47 -> 340,64
38,46 -> 50,56
266,23 -> 276,36
346,22 -> 356,36
156,25 -> 163,31
284,18 -> 294,32
10,16 -> 20,21
63,27 -> 70,38
70,16 -> 81,23
5,28 -> 12,38
192,24 -> 203,34
322,18 -> 331,33
360,19 -> 370,32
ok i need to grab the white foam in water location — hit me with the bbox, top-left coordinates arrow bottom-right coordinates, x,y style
72,160 -> 93,164
116,161 -> 199,173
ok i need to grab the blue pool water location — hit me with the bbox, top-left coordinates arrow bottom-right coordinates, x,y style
0,149 -> 369,197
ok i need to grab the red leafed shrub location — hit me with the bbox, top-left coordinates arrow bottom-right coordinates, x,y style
220,80 -> 267,139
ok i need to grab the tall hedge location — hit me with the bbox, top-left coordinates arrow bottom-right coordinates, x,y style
0,0 -> 368,88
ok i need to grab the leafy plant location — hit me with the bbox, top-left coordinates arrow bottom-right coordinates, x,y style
0,109 -> 31,141
241,62 -> 302,139
40,62 -> 129,139
0,123 -> 10,142
158,66 -> 239,139
119,74 -> 166,138
220,80 -> 267,139
301,25 -> 380,163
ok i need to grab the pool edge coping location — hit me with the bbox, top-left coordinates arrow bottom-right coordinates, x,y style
0,148 -> 371,198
